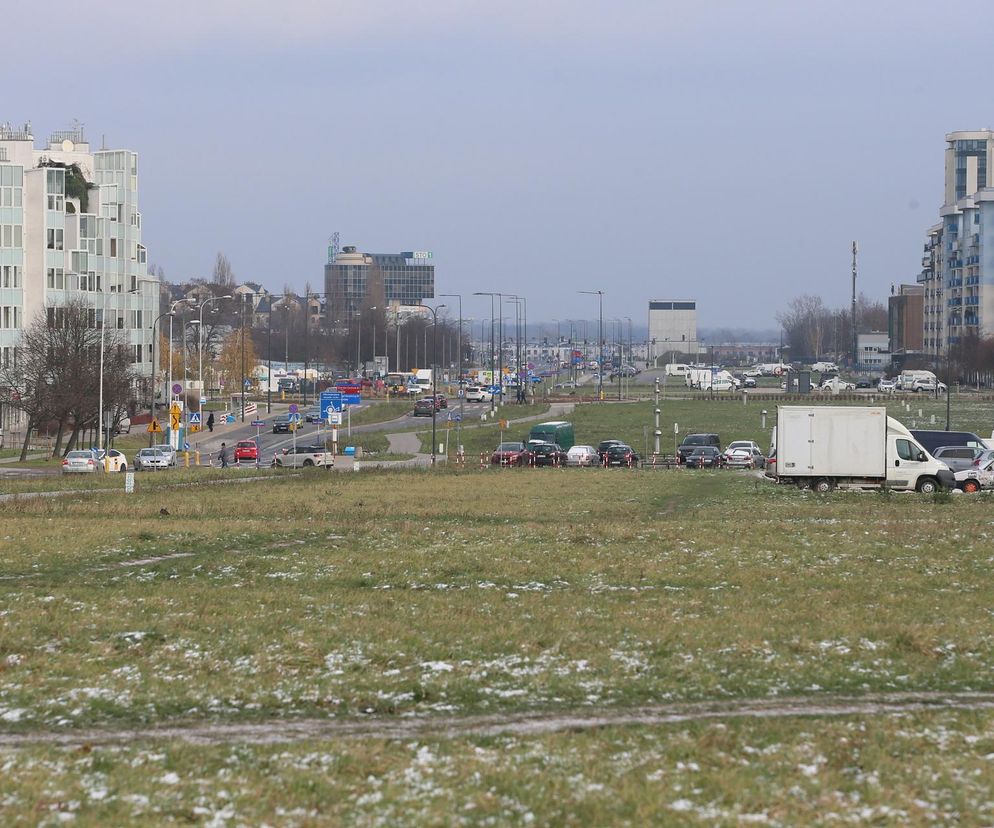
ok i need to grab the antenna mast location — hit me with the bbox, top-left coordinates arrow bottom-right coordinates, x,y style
327,232 -> 340,264
851,241 -> 858,369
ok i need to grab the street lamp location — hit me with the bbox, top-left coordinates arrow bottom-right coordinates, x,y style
167,298 -> 197,440
149,309 -> 174,447
474,292 -> 501,412
197,294 -> 232,427
439,293 -> 463,422
579,290 -> 604,398
425,303 -> 446,466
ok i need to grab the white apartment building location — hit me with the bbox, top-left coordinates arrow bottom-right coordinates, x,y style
0,122 -> 156,422
919,130 -> 994,357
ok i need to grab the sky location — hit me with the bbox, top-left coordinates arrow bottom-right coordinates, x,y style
7,0 -> 994,332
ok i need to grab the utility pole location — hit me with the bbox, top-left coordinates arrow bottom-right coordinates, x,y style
851,240 -> 858,370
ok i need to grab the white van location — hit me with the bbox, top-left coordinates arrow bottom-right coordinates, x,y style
664,363 -> 690,377
896,370 -> 937,392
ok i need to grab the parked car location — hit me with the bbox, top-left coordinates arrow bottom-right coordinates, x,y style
931,445 -> 986,473
911,430 -> 990,454
743,377 -> 757,388
566,445 -> 599,466
274,444 -> 333,468
413,398 -> 436,417
465,386 -> 493,402
677,433 -> 721,464
234,440 -> 259,464
818,377 -> 856,392
528,441 -> 568,466
723,441 -> 765,466
61,450 -> 105,474
878,379 -> 896,393
597,439 -> 626,463
855,377 -> 873,389
724,447 -> 765,468
153,444 -> 178,466
685,446 -> 724,468
490,442 -> 533,466
955,458 -> 994,492
603,444 -> 640,466
134,447 -> 170,471
113,416 -> 132,435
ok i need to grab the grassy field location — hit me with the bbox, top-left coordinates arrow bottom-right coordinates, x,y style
3,461 -> 994,821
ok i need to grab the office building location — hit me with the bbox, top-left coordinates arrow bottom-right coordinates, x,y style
647,300 -> 700,361
324,245 -> 434,325
919,130 -> 994,356
0,122 -> 156,374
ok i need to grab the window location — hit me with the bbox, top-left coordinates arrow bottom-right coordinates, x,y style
46,228 -> 64,250
46,267 -> 65,290
896,440 -> 919,461
109,238 -> 117,258
1,265 -> 19,287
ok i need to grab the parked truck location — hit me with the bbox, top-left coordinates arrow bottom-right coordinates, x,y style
770,405 -> 954,493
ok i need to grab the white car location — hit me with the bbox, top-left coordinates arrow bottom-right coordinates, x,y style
877,379 -> 896,393
566,445 -> 599,466
723,440 -> 763,463
724,447 -> 766,468
819,377 -> 856,392
274,445 -> 333,468
465,386 -> 493,403
955,459 -> 994,493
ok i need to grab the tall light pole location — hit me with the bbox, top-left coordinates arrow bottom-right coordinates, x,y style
167,298 -> 197,441
507,296 -> 522,401
149,309 -> 174,447
426,303 -> 446,466
474,292 -> 500,412
197,294 -> 232,427
579,290 -> 604,399
440,293 -> 463,421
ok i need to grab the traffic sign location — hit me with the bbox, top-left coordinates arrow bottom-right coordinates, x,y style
288,403 -> 298,414
448,412 -> 462,422
169,403 -> 182,432
147,419 -> 162,434
288,412 -> 301,424
251,420 -> 266,427
183,441 -> 190,450
190,424 -> 201,433
188,412 -> 202,424
343,393 -> 361,406
321,390 -> 343,418
172,383 -> 182,395
499,419 -> 508,429
329,412 -> 342,425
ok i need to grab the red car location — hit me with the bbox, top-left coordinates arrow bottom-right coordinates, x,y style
491,442 -> 533,466
433,393 -> 448,410
234,440 -> 259,463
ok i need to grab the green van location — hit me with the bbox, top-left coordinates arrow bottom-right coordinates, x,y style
528,421 -> 575,451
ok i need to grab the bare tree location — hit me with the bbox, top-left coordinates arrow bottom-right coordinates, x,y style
212,252 -> 235,287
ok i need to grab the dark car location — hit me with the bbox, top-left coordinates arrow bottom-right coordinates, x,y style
272,415 -> 295,433
304,407 -> 324,423
604,444 -> 640,467
910,430 -> 990,455
743,377 -> 757,388
528,441 -> 568,467
597,439 -> 625,463
855,377 -> 873,389
685,446 -> 723,469
413,398 -> 435,417
677,433 -> 721,464
433,394 -> 448,410
491,441 -> 533,466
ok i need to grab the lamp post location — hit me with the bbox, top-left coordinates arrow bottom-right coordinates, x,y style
197,294 -> 232,428
506,296 -> 523,402
149,309 -> 174,447
579,290 -> 604,399
474,292 -> 501,412
439,293 -> 463,419
426,303 -> 446,466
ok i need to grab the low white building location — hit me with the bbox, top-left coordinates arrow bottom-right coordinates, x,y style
856,331 -> 890,371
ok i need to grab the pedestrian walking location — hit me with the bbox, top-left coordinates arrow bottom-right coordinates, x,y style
219,442 -> 228,468
207,411 -> 215,433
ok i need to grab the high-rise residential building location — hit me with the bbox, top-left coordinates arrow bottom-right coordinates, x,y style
323,245 -> 434,326
0,121 -> 156,374
647,300 -> 700,362
919,130 -> 994,356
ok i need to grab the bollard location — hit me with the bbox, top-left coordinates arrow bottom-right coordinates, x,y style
195,450 -> 201,466
184,451 -> 190,468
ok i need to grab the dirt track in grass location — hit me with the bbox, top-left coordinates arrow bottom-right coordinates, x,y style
5,691 -> 994,748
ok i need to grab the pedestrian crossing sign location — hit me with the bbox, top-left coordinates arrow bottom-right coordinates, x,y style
189,412 -> 202,424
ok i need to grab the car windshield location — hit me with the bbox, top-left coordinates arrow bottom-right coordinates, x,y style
237,442 -> 254,449
66,451 -> 91,459
728,442 -> 750,449
498,443 -> 522,451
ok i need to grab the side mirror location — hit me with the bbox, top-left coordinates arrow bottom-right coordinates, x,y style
918,452 -> 926,462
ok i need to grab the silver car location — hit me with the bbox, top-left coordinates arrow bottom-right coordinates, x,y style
134,448 -> 170,471
153,444 -> 178,466
61,450 -> 105,474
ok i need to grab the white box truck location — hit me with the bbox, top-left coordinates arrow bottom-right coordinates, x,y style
771,406 -> 954,493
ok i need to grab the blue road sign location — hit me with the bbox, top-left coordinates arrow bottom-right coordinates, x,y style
251,420 -> 266,427
489,385 -> 501,395
448,412 -> 463,422
343,393 -> 361,406
320,390 -> 343,419
288,413 -> 302,424
188,412 -> 202,424
183,441 -> 190,450
288,403 -> 298,413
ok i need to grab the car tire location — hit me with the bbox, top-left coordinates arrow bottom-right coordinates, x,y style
917,477 -> 939,494
962,479 -> 981,494
119,465 -> 127,473
303,459 -> 314,467
813,478 -> 833,493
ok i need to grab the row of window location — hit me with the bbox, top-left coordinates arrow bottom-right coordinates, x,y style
0,305 -> 21,329
1,187 -> 22,208
0,345 -> 17,368
0,166 -> 23,186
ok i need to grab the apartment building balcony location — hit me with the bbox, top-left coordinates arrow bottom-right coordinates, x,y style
966,274 -> 981,285
947,277 -> 963,288
948,297 -> 963,306
965,295 -> 980,305
965,315 -> 980,326
918,268 -> 934,283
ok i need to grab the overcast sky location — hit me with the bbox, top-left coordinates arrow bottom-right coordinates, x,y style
7,0 -> 994,330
